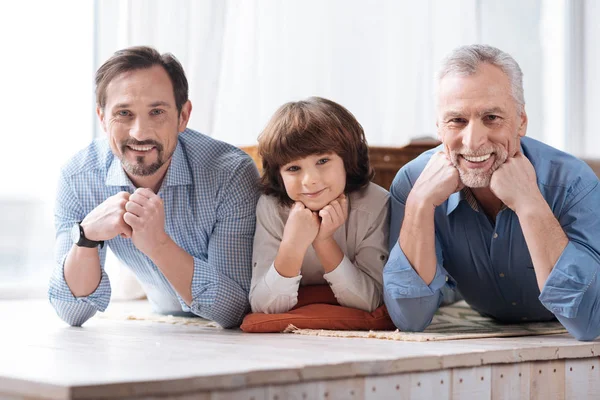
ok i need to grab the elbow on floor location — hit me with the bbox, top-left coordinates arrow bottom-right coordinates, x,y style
571,326 -> 600,342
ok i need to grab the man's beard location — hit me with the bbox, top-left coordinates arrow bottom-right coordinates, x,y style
120,139 -> 171,177
449,143 -> 508,188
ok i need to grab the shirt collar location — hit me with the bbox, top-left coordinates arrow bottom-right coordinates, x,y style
105,140 -> 192,188
446,190 -> 469,215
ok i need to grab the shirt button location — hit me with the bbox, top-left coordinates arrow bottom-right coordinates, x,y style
499,273 -> 505,278
445,276 -> 449,282
493,232 -> 499,239
512,302 -> 517,306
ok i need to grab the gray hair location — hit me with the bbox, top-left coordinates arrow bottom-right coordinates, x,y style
437,44 -> 525,114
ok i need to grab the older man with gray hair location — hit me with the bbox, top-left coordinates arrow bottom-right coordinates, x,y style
383,44 -> 600,341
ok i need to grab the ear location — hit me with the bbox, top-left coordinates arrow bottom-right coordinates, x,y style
518,108 -> 528,138
96,106 -> 107,133
177,100 -> 193,133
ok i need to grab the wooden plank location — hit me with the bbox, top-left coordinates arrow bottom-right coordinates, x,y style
564,357 -> 600,400
265,382 -> 319,400
211,387 -> 267,400
491,362 -> 531,400
408,370 -> 451,400
451,366 -> 491,400
530,360 -> 565,400
364,374 -> 411,399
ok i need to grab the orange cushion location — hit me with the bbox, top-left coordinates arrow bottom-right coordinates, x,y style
241,285 -> 396,333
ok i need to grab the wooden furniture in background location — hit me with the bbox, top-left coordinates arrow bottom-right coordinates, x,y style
241,141 -> 600,188
240,137 -> 441,190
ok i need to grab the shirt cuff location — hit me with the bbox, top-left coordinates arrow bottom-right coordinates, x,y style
264,262 -> 302,295
48,254 -> 111,312
383,242 -> 449,298
179,256 -> 250,328
539,241 -> 598,318
322,255 -> 357,289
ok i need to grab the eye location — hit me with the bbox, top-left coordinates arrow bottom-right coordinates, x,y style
316,158 -> 329,165
285,165 -> 300,172
484,115 -> 500,122
150,109 -> 164,116
117,110 -> 131,117
448,118 -> 467,124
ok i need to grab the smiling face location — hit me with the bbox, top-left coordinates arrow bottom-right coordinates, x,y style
436,63 -> 527,188
97,65 -> 190,183
279,153 -> 346,211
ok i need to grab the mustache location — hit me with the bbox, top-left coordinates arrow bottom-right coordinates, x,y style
120,139 -> 163,152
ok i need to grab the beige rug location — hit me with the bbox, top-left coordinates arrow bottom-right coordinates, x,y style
285,301 -> 567,342
98,301 -> 220,327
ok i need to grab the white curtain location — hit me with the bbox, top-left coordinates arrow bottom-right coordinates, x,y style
95,0 -> 481,146
0,1 -> 94,292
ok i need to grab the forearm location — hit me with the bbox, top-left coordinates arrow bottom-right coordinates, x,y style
249,264 -> 301,313
312,238 -> 344,273
517,197 -> 569,291
147,236 -> 194,305
399,192 -> 438,284
323,256 -> 382,311
383,289 -> 442,332
63,245 -> 102,297
274,241 -> 307,278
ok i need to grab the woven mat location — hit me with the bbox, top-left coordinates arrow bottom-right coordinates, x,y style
98,302 -> 220,328
285,301 -> 567,342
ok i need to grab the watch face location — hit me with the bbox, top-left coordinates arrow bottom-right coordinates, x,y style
71,223 -> 81,244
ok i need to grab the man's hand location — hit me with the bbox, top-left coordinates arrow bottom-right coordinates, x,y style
80,191 -> 132,241
281,202 -> 320,250
314,194 -> 348,242
124,188 -> 170,257
490,152 -> 542,213
411,151 -> 464,208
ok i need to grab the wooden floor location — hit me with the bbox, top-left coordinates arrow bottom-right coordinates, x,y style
1,300 -> 599,400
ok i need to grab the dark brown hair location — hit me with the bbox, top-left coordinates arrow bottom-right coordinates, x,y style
95,46 -> 188,113
258,96 -> 374,206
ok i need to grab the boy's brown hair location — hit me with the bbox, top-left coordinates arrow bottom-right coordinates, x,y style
258,97 -> 374,206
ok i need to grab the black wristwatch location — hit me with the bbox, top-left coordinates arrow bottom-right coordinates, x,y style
71,222 -> 104,249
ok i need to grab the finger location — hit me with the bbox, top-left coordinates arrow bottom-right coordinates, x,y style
293,202 -> 305,211
319,208 -> 334,225
116,191 -> 131,201
125,200 -> 144,217
328,200 -> 344,221
134,187 -> 155,200
129,192 -> 150,207
120,222 -> 133,238
123,212 -> 142,229
312,211 -> 321,224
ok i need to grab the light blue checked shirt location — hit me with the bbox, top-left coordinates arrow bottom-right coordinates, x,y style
49,129 -> 260,328
384,137 -> 600,341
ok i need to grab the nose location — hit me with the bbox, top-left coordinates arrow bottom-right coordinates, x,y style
129,117 -> 149,141
301,167 -> 318,187
461,120 -> 488,151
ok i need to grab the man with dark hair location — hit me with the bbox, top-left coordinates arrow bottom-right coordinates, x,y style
49,46 -> 260,328
384,44 -> 600,341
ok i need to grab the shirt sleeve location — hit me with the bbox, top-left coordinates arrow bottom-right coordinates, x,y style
48,171 -> 112,327
322,196 -> 390,312
539,180 -> 600,340
383,168 -> 453,332
176,157 -> 260,328
249,196 -> 302,314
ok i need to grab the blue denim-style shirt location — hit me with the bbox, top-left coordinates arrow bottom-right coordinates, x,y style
383,137 -> 600,341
